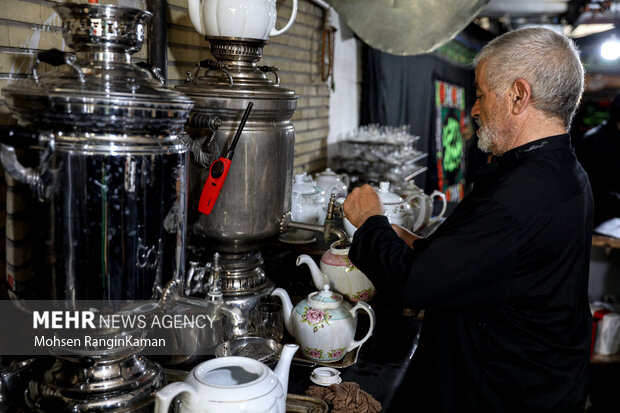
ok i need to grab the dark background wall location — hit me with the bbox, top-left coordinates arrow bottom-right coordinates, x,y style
360,46 -> 482,192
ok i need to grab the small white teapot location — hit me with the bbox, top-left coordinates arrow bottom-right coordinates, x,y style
376,181 -> 414,229
154,343 -> 298,413
280,173 -> 325,243
297,239 -> 375,302
272,285 -> 375,363
314,168 -> 349,200
188,0 -> 298,40
400,184 -> 447,232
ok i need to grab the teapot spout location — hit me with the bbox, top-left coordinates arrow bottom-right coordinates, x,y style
271,288 -> 294,334
274,343 -> 299,396
297,254 -> 329,290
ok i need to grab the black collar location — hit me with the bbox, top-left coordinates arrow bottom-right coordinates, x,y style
478,134 -> 571,177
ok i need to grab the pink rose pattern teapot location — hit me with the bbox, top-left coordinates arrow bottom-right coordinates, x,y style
272,285 -> 376,363
297,239 -> 376,302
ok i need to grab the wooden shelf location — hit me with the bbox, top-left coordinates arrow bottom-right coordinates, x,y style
591,353 -> 620,364
592,235 -> 620,250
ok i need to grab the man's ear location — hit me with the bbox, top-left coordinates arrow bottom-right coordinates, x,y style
510,78 -> 531,115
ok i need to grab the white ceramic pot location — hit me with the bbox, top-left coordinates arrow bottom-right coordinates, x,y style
154,343 -> 298,413
334,196 -> 356,238
342,216 -> 357,238
376,181 -> 413,229
280,174 -> 324,243
272,285 -> 375,363
296,239 -> 376,302
315,168 -> 349,200
400,185 -> 447,232
188,0 -> 298,40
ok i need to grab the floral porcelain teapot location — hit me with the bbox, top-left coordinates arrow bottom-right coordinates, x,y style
154,343 -> 298,413
296,239 -> 375,302
188,0 -> 298,40
271,285 -> 375,363
399,183 -> 447,232
376,181 -> 414,229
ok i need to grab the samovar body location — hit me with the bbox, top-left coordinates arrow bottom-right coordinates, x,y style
0,3 -> 193,411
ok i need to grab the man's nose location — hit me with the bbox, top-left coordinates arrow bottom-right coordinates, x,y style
471,102 -> 480,118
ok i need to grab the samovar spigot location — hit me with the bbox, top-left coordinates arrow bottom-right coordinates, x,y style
281,193 -> 348,243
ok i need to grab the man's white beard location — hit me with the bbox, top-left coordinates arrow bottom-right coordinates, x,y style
476,104 -> 514,155
476,119 -> 500,153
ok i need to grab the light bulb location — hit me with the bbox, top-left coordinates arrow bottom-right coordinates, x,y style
601,34 -> 620,60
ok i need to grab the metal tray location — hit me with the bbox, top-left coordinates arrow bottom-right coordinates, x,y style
286,394 -> 328,413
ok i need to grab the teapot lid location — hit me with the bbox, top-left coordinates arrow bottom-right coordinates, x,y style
308,285 -> 343,309
376,181 -> 404,205
293,174 -> 317,195
316,168 -> 337,177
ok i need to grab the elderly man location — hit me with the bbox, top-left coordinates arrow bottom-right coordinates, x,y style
343,28 -> 593,413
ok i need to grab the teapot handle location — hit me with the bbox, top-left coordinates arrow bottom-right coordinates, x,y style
270,0 -> 298,37
339,173 -> 350,190
427,190 -> 447,225
346,301 -> 376,353
406,194 -> 426,232
154,381 -> 198,413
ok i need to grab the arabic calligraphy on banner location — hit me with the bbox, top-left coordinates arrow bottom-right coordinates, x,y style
435,80 -> 466,202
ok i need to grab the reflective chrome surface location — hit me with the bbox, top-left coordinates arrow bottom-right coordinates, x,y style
25,355 -> 163,413
0,3 -> 192,301
176,37 -> 296,254
0,3 -> 193,412
2,3 -> 192,135
47,144 -> 187,301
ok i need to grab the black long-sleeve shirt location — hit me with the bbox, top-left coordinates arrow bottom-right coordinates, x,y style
350,134 -> 593,413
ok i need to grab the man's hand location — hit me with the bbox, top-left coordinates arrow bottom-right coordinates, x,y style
342,184 -> 383,228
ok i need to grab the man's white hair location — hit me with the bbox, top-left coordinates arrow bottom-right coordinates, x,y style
473,27 -> 585,129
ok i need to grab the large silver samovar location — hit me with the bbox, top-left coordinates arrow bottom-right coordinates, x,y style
1,3 -> 192,411
175,36 -> 297,328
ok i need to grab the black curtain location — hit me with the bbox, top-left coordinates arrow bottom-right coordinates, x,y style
360,46 -> 482,192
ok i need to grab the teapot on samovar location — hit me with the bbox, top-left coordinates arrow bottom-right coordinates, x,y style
188,0 -> 299,40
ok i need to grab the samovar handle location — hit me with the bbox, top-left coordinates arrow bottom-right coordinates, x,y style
191,59 -> 233,86
32,49 -> 85,84
258,65 -> 280,86
136,62 -> 166,84
0,127 -> 54,201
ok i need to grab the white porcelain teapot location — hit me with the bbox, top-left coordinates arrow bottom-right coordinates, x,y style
376,181 -> 414,229
272,285 -> 375,363
297,239 -> 375,302
154,343 -> 298,413
314,168 -> 349,200
279,173 -> 324,243
188,0 -> 298,40
400,184 -> 447,232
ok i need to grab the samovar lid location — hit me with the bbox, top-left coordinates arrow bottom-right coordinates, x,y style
1,3 -> 193,134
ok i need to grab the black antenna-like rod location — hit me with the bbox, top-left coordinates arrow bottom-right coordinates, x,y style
225,101 -> 253,160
